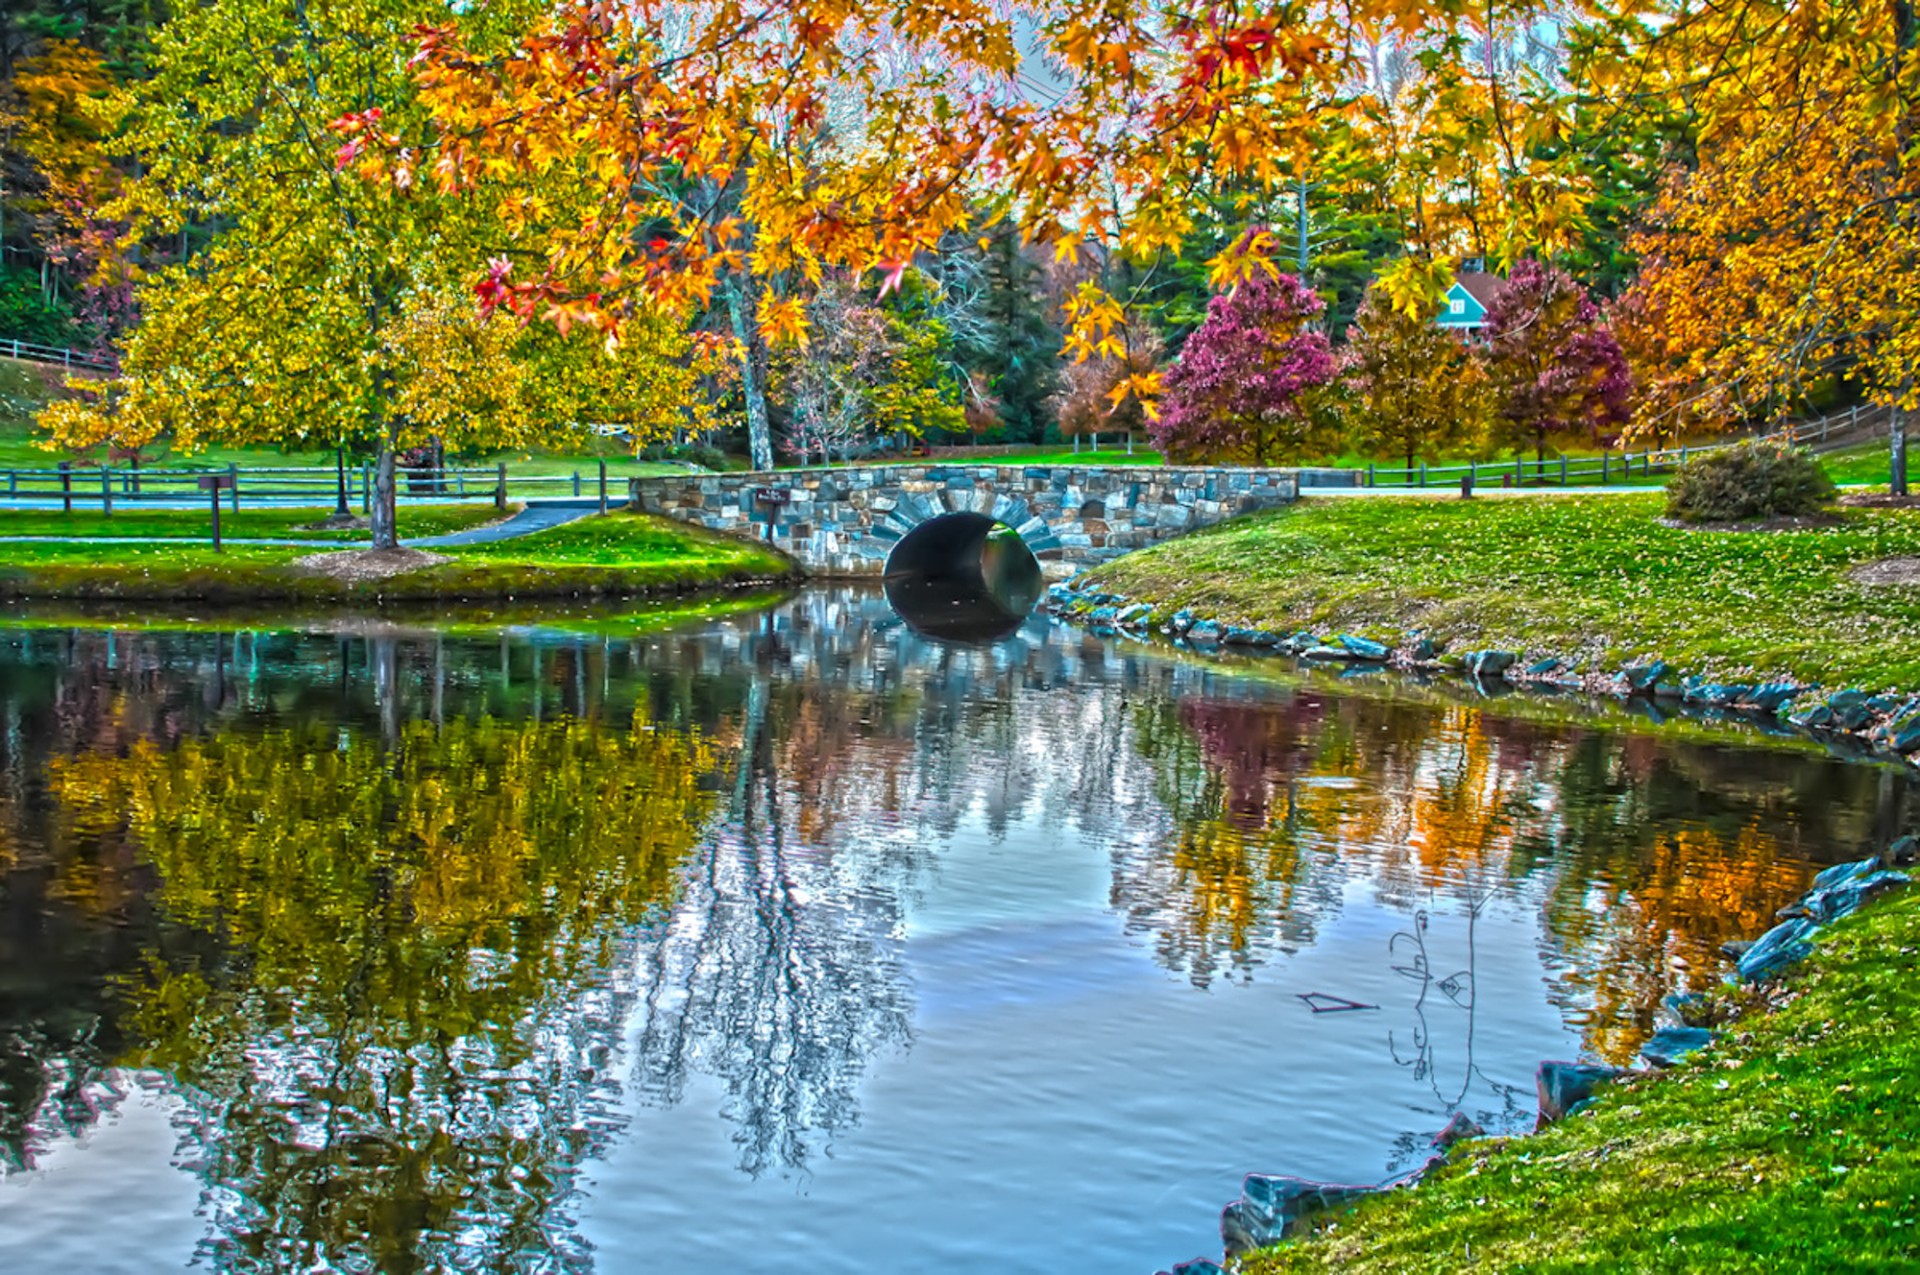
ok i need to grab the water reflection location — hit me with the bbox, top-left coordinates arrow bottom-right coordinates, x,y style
0,598 -> 1910,1272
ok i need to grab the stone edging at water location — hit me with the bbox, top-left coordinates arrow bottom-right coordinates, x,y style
1042,582 -> 1920,774
1151,834 -> 1918,1275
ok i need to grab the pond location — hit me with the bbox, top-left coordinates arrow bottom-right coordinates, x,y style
0,589 -> 1911,1273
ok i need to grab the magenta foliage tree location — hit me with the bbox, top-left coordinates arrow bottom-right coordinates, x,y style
1151,270 -> 1338,466
1482,259 -> 1632,467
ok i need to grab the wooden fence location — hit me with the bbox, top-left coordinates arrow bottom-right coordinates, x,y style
0,460 -> 630,515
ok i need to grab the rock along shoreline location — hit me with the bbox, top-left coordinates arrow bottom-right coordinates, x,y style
1042,580 -> 1920,774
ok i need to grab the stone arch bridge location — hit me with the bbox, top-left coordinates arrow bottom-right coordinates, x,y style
629,464 -> 1354,577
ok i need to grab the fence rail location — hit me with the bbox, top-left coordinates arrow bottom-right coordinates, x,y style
0,337 -> 114,373
0,458 -> 629,515
1362,402 -> 1894,490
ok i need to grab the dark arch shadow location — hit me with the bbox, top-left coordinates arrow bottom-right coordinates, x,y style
883,513 -> 1043,643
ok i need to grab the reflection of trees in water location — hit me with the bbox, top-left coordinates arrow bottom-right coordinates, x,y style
35,712 -> 715,1271
1122,688 -> 1909,1055
628,674 -> 915,1177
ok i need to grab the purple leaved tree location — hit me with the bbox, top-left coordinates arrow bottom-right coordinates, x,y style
1151,270 -> 1339,466
1482,260 -> 1632,472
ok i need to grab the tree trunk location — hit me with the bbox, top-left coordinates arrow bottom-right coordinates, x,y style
370,444 -> 399,549
1894,406 -> 1910,497
334,445 -> 350,517
725,280 -> 775,471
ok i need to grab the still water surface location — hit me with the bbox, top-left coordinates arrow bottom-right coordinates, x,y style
0,589 -> 1911,1273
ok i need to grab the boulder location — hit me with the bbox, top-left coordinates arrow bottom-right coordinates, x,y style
1739,682 -> 1805,712
1736,917 -> 1818,982
1249,630 -> 1284,648
1336,633 -> 1392,661
1719,939 -> 1756,960
1222,626 -> 1267,646
1537,1061 -> 1628,1125
1623,660 -> 1670,692
1408,636 -> 1440,662
1661,992 -> 1714,1027
1170,609 -> 1197,634
1301,645 -> 1355,661
1801,870 -> 1909,923
1811,855 -> 1887,890
1888,835 -> 1917,866
1525,657 -> 1564,677
1464,649 -> 1516,679
1114,603 -> 1154,627
1833,700 -> 1875,731
1685,683 -> 1751,708
1789,703 -> 1836,730
1158,1262 -> 1229,1275
1892,720 -> 1920,755
1187,620 -> 1224,643
1640,1026 -> 1714,1068
1827,689 -> 1869,710
1432,1111 -> 1485,1150
1220,1175 -> 1382,1257
1089,605 -> 1120,623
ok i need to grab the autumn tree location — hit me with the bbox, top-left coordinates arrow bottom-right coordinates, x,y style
35,0 -> 676,548
1601,0 -> 1920,494
1481,259 -> 1630,468
772,278 -> 961,465
1341,287 -> 1491,476
1152,270 -> 1338,465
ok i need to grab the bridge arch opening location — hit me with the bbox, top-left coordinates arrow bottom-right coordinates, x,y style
883,513 -> 1043,643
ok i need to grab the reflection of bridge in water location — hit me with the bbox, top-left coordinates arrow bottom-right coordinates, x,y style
629,463 -> 1356,575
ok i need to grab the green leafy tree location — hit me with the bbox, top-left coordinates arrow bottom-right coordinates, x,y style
36,0 -> 625,547
1340,287 -> 1491,476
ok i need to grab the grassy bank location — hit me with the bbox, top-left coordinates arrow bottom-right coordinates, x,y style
0,502 -> 507,540
1247,886 -> 1920,1272
0,511 -> 794,603
1081,493 -> 1920,691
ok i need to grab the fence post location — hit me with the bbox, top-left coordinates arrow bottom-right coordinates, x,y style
1366,461 -> 1374,488
1560,456 -> 1568,485
1681,446 -> 1689,468
573,469 -> 582,498
59,460 -> 72,513
1468,459 -> 1476,489
598,459 -> 608,514
7,471 -> 14,496
228,463 -> 240,513
495,463 -> 507,511
1419,460 -> 1427,488
1515,456 -> 1524,485
101,468 -> 112,517
362,463 -> 372,514
1601,451 -> 1610,483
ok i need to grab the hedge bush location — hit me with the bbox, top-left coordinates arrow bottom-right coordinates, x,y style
1665,441 -> 1837,523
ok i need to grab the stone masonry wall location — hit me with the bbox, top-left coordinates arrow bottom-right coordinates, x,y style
628,464 -> 1308,576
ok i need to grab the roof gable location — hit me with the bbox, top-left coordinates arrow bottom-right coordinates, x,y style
1436,274 -> 1505,327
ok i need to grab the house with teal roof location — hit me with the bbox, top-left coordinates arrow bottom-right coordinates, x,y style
1435,272 -> 1506,335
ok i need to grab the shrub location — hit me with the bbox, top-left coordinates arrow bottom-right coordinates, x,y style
1665,441 -> 1837,523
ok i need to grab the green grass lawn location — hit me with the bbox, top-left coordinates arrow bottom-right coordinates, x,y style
1247,885 -> 1920,1273
1081,493 -> 1920,691
0,502 -> 509,540
0,510 -> 793,602
0,410 -> 692,480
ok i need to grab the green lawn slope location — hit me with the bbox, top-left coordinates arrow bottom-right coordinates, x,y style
1081,493 -> 1920,691
1249,887 -> 1920,1272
